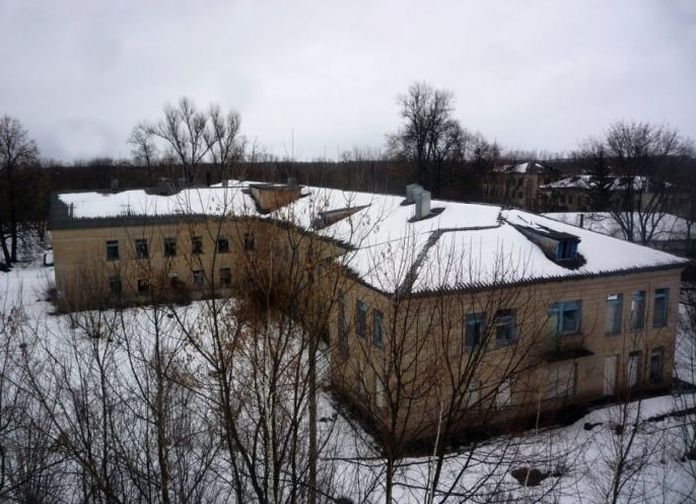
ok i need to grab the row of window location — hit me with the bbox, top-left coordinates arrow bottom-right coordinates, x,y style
605,289 -> 669,333
340,287 -> 670,357
106,233 -> 256,261
108,267 -> 233,294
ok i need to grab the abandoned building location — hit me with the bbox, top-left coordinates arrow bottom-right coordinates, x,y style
48,180 -> 687,443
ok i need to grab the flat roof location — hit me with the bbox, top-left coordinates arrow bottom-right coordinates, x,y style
50,181 -> 688,294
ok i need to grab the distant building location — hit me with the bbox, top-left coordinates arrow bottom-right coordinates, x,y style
49,181 -> 686,444
485,161 -> 558,210
539,174 -> 660,212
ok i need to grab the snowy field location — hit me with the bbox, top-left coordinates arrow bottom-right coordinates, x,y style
1,255 -> 695,503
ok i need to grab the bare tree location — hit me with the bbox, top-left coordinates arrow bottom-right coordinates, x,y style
129,122 -> 159,186
386,82 -> 465,194
0,115 -> 39,265
603,121 -> 693,245
146,97 -> 212,185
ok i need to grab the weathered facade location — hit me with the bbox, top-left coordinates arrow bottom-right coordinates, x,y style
49,180 -> 686,445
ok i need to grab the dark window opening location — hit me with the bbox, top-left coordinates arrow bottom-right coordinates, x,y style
191,236 -> 203,255
217,237 -> 230,254
220,268 -> 232,287
649,348 -> 663,383
108,275 -> 122,294
137,278 -> 150,293
465,312 -> 486,349
356,300 -> 367,338
192,270 -> 205,288
135,239 -> 148,259
495,309 -> 517,346
164,237 -> 177,257
106,240 -> 119,261
652,288 -> 669,327
373,309 -> 384,348
244,232 -> 255,251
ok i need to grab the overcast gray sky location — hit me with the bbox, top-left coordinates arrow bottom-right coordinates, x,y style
1,0 -> 695,162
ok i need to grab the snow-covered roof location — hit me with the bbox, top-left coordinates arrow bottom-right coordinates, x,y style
540,174 -> 653,191
493,161 -> 551,175
51,181 -> 687,294
543,212 -> 694,243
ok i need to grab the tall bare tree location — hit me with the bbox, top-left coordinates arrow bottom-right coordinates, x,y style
603,121 -> 693,244
129,122 -> 159,186
386,82 -> 465,194
0,115 -> 39,265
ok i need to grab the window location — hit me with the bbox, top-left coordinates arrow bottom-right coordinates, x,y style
135,239 -> 149,259
605,293 -> 623,334
649,348 -> 663,383
108,275 -> 122,294
373,309 -> 384,348
137,278 -> 150,293
375,377 -> 386,409
494,309 -> 516,346
106,240 -> 119,260
630,291 -> 646,330
496,380 -> 511,408
191,236 -> 203,255
244,232 -> 255,251
627,352 -> 641,388
545,363 -> 576,400
217,237 -> 230,254
465,380 -> 481,408
465,312 -> 486,349
652,288 -> 669,327
555,239 -> 578,261
549,301 -> 582,336
164,237 -> 177,257
356,300 -> 367,338
338,293 -> 348,358
219,267 -> 232,287
192,270 -> 205,288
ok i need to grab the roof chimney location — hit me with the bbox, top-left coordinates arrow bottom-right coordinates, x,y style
406,183 -> 423,204
415,189 -> 431,220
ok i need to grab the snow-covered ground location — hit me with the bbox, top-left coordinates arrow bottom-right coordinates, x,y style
2,256 -> 695,503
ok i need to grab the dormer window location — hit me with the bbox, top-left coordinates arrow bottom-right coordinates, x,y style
555,239 -> 579,261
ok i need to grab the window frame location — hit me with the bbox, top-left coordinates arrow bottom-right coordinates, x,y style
494,309 -> 517,347
549,300 -> 582,336
373,309 -> 384,348
630,291 -> 646,330
649,347 -> 664,383
192,270 -> 205,288
191,236 -> 203,255
627,351 -> 641,388
605,293 -> 623,335
106,240 -> 120,261
652,288 -> 669,328
135,239 -> 149,259
219,267 -> 232,287
163,237 -> 177,258
337,293 -> 349,358
217,237 -> 230,254
465,312 -> 486,349
356,300 -> 367,339
108,275 -> 122,295
137,278 -> 150,294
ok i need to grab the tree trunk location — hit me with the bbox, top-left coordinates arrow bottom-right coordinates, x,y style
7,166 -> 17,262
308,338 -> 318,504
0,220 -> 10,266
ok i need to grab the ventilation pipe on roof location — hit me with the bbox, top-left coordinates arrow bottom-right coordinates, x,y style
415,189 -> 431,220
406,183 -> 423,204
